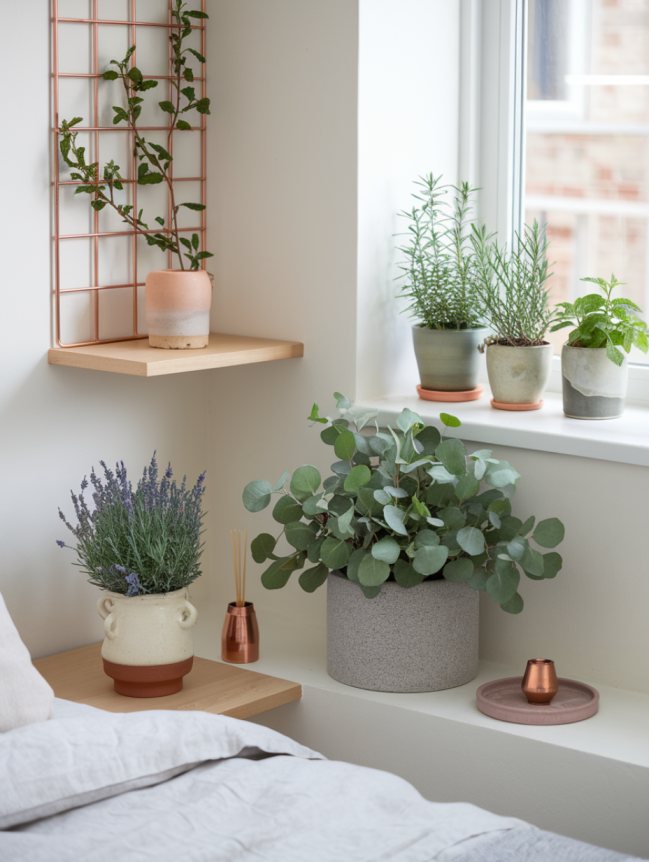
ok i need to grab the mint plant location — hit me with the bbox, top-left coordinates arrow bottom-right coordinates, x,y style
58,1 -> 211,271
243,395 -> 564,613
551,275 -> 649,365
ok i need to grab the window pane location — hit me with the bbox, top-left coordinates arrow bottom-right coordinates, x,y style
525,0 -> 649,361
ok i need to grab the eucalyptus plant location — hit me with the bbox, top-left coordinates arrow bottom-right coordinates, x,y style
551,275 -> 649,365
58,0 -> 211,271
242,394 -> 564,613
397,174 -> 485,329
471,221 -> 554,346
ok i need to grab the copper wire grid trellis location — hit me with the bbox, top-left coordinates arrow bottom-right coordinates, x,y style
51,0 -> 208,347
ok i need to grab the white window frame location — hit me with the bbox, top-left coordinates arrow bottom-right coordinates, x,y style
470,0 -> 649,405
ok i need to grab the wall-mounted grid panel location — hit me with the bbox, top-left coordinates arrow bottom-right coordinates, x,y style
51,0 -> 207,347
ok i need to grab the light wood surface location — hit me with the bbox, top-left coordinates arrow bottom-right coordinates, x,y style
34,643 -> 302,720
48,333 -> 304,377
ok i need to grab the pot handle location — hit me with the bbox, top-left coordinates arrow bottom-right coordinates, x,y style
178,599 -> 198,630
97,595 -> 114,620
103,612 -> 118,640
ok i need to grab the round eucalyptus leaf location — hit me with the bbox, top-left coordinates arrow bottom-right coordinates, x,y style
334,428 -> 356,461
542,551 -> 562,579
360,584 -> 382,599
384,504 -> 408,536
344,464 -> 371,493
320,425 -> 340,445
485,460 -> 521,488
358,555 -> 390,587
412,544 -> 448,576
385,485 -> 408,499
521,545 -> 545,578
290,465 -> 322,501
298,563 -> 329,593
501,592 -> 524,614
397,407 -> 424,433
272,495 -> 303,524
506,537 -> 526,561
435,438 -> 467,476
443,557 -> 473,583
242,479 -> 272,512
439,412 -> 461,428
345,548 -> 367,582
272,471 -> 289,492
373,489 -> 392,506
393,559 -> 424,587
320,536 -> 352,569
519,515 -> 535,536
307,537 -> 324,563
456,526 -> 485,556
486,559 -> 519,604
251,532 -> 276,564
260,556 -> 298,589
285,521 -> 317,551
455,473 -> 479,502
426,517 -> 445,528
532,517 -> 565,548
417,425 -> 441,454
371,536 -> 401,564
302,493 -> 326,518
414,529 -> 440,548
331,460 -> 351,477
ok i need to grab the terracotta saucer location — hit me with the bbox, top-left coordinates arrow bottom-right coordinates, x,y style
417,385 -> 483,403
491,399 -> 543,411
476,676 -> 599,725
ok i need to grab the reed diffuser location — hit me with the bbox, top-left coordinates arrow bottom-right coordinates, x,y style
221,529 -> 259,663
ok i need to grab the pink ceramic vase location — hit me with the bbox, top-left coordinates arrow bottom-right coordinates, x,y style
145,269 -> 212,349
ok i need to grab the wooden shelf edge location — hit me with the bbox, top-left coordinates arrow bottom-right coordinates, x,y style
48,333 -> 304,377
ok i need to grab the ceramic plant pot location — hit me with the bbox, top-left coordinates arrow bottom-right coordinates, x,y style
326,572 -> 479,692
486,342 -> 553,410
97,588 -> 198,697
412,326 -> 486,399
561,344 -> 628,419
145,269 -> 212,349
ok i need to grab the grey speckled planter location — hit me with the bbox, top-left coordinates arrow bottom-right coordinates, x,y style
486,343 -> 552,405
412,326 -> 486,392
327,572 -> 479,692
561,344 -> 628,419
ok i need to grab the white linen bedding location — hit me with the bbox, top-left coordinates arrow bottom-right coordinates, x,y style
0,700 -> 640,862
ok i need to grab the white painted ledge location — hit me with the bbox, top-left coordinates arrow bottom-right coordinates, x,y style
356,392 -> 649,467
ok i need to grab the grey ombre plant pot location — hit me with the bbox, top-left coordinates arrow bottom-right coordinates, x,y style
562,344 -> 628,419
326,572 -> 479,693
412,326 -> 486,392
486,342 -> 552,409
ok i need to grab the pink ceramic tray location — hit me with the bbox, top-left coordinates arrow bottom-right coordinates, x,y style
416,384 -> 483,403
476,677 -> 599,725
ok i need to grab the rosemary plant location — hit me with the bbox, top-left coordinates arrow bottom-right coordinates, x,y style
397,174 -> 485,330
58,1 -> 211,271
57,454 -> 206,596
471,221 -> 554,346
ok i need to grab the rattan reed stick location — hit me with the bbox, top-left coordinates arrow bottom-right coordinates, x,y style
229,529 -> 247,607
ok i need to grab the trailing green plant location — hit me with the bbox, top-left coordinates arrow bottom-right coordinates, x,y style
551,274 -> 649,366
242,394 -> 564,614
57,454 -> 206,595
58,0 -> 211,271
471,221 -> 555,347
397,174 -> 485,330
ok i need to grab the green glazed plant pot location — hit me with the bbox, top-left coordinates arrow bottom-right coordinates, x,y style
561,344 -> 628,419
326,572 -> 479,693
486,343 -> 552,407
412,326 -> 486,392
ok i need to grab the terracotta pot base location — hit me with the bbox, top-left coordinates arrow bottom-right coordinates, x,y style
148,334 -> 209,350
417,384 -> 483,403
103,656 -> 194,698
491,398 -> 543,411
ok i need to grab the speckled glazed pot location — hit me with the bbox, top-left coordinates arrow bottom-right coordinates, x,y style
412,326 -> 486,392
145,269 -> 211,349
486,343 -> 552,408
561,344 -> 628,419
97,588 -> 197,697
326,572 -> 479,692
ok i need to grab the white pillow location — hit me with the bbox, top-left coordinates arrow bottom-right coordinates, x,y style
0,594 -> 54,732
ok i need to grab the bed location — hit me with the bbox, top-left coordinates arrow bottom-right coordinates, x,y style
0,698 -> 642,862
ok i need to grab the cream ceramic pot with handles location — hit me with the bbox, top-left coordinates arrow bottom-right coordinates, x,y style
97,588 -> 198,697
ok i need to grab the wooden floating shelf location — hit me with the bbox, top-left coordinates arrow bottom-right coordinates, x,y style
48,333 -> 304,377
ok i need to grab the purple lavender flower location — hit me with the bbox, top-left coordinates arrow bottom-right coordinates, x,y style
56,539 -> 66,548
124,571 -> 141,597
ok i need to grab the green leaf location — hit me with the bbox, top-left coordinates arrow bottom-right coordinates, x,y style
138,171 -> 164,185
501,592 -> 524,614
393,559 -> 424,587
102,70 -> 119,80
187,48 -> 207,63
606,341 -> 624,366
176,119 -> 192,130
456,526 -> 485,556
343,464 -> 371,493
542,551 -> 562,579
414,529 -> 439,548
435,439 -> 467,476
159,100 -> 175,113
371,537 -> 401,564
183,68 -> 195,81
416,425 -> 441,454
181,202 -> 206,211
360,584 -> 382,598
127,66 -> 143,83
438,506 -> 465,530
412,544 -> 449,576
261,556 -> 298,589
358,555 -> 390,587
139,79 -> 158,91
290,466 -> 321,501
455,473 -> 479,502
384,505 -> 408,536
242,479 -> 272,512
521,546 -> 545,578
439,412 -> 461,428
298,563 -> 328,593
285,521 -> 317,551
485,460 -> 520,488
532,517 -> 565,548
397,408 -> 423,433
334,429 -> 356,460
320,536 -> 351,570
185,9 -> 209,18
251,533 -> 276,563
181,86 -> 196,100
195,97 -> 211,114
506,537 -> 526,561
486,559 -> 519,603
443,558 -> 473,582
345,549 -> 367,582
519,515 -> 535,536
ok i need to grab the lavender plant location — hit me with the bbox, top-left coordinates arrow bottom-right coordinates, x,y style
57,454 -> 206,596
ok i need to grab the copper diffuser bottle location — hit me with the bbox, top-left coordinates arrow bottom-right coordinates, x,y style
221,601 -> 259,663
521,658 -> 558,704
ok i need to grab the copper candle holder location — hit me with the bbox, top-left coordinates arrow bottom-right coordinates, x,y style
221,602 -> 259,663
521,658 -> 558,704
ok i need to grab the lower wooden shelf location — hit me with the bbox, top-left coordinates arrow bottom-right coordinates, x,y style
48,333 -> 304,377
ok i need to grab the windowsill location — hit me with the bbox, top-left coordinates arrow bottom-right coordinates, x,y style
355,392 -> 649,467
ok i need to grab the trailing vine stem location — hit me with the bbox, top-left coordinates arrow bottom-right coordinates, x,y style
58,0 -> 212,272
